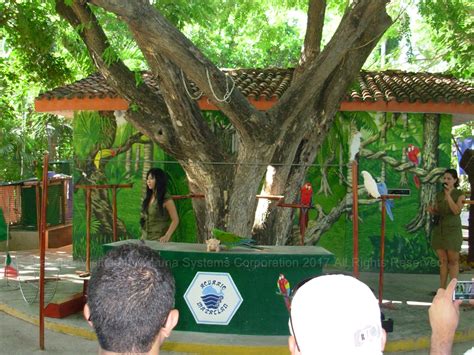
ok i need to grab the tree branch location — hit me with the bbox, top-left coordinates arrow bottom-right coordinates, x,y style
55,0 -> 193,159
272,0 -> 392,124
135,41 -> 229,165
297,0 -> 326,74
360,148 -> 445,183
88,0 -> 272,145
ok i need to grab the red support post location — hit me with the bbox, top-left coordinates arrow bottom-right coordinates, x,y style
39,153 -> 49,350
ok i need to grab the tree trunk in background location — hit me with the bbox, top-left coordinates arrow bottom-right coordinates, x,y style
142,142 -> 153,196
406,113 -> 440,235
134,144 -> 140,173
399,113 -> 409,186
339,142 -> 344,185
125,148 -> 131,178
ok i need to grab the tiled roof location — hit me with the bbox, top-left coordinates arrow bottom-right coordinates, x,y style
36,68 -> 473,105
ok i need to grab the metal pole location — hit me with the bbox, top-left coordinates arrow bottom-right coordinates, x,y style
379,197 -> 386,305
352,160 -> 359,278
39,153 -> 49,350
112,186 -> 117,242
86,188 -> 91,274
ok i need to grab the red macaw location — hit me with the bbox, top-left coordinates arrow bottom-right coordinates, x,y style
407,144 -> 421,188
276,274 -> 291,311
299,182 -> 313,242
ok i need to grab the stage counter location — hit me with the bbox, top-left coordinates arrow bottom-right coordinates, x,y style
103,240 -> 334,335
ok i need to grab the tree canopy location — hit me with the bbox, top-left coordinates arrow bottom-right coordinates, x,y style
0,0 -> 472,242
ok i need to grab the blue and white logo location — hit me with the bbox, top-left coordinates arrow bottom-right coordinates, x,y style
184,272 -> 243,325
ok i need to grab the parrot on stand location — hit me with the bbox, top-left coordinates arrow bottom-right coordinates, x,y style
407,144 -> 421,188
276,274 -> 291,312
299,182 -> 313,243
361,171 -> 380,199
376,180 -> 394,221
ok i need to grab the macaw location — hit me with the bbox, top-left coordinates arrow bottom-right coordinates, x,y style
361,171 -> 380,199
299,182 -> 313,239
407,144 -> 421,188
376,181 -> 394,221
93,149 -> 117,169
276,274 -> 291,312
211,228 -> 262,250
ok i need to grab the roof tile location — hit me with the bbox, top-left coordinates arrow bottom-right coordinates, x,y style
36,69 -> 474,106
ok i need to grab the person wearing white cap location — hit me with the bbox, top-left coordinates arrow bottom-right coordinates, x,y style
288,274 -> 386,354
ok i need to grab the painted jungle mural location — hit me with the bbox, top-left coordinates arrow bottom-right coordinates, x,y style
71,110 -> 452,273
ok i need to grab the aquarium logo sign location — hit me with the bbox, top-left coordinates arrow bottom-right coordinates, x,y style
184,272 -> 243,325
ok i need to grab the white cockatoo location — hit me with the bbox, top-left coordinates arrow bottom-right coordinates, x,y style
361,171 -> 380,198
349,131 -> 362,161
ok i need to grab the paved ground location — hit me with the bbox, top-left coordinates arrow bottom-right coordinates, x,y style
1,247 -> 474,354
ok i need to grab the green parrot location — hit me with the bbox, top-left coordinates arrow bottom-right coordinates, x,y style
211,228 -> 263,250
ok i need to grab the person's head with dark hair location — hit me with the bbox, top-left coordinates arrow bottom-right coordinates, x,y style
84,243 -> 178,355
444,168 -> 460,188
142,168 -> 168,215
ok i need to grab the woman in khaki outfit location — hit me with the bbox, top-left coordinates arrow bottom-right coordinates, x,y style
140,168 -> 179,242
429,169 -> 465,289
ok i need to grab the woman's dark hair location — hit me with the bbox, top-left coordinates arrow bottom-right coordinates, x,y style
445,168 -> 460,188
142,168 -> 168,215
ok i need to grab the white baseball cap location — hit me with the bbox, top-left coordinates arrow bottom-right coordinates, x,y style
289,274 -> 384,354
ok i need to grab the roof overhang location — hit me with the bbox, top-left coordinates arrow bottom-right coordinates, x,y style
35,95 -> 474,118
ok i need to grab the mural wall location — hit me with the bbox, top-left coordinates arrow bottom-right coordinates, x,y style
72,110 -> 452,273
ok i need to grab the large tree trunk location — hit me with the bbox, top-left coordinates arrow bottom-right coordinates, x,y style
406,113 -> 440,235
57,0 -> 393,243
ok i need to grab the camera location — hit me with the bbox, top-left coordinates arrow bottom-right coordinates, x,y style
453,280 -> 474,301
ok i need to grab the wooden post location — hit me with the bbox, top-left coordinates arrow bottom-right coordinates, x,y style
352,160 -> 359,278
379,196 -> 386,305
86,188 -> 91,273
39,154 -> 49,350
35,184 -> 41,234
61,179 -> 67,224
112,186 -> 117,242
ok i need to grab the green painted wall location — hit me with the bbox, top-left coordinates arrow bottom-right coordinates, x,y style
72,111 -> 454,273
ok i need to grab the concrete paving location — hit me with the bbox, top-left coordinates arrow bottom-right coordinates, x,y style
1,247 -> 474,354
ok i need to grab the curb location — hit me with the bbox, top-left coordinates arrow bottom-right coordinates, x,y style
2,302 -> 474,354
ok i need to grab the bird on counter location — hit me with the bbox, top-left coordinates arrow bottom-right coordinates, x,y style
276,274 -> 291,312
376,180 -> 394,221
211,228 -> 263,250
361,170 -> 380,199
